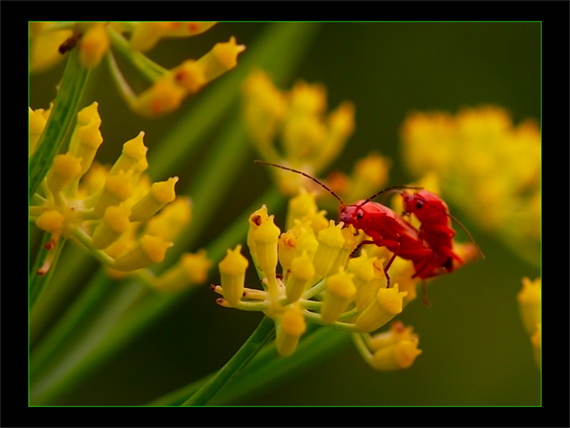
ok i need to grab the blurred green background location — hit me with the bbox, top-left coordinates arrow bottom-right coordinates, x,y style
30,22 -> 540,406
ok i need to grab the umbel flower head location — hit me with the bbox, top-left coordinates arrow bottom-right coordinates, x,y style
241,70 -> 355,195
30,22 -> 245,118
29,102 -> 210,292
400,106 -> 540,264
213,190 -> 422,370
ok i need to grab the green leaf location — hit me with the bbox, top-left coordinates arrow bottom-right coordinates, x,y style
29,49 -> 90,198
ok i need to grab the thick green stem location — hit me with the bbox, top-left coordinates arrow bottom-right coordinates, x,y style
29,48 -> 90,198
181,316 -> 276,406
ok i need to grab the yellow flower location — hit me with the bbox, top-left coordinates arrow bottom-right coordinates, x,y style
29,22 -> 73,73
517,277 -> 541,369
242,70 -> 355,189
29,104 -> 206,283
129,22 -> 217,52
275,305 -> 307,357
400,106 -> 540,265
79,23 -> 110,68
218,245 -> 249,307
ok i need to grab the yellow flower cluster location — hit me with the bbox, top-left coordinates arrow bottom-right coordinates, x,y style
29,102 -> 211,291
517,277 -> 541,368
131,36 -> 245,118
29,22 -> 245,119
400,106 -> 541,263
242,70 -> 355,195
213,190 -> 421,370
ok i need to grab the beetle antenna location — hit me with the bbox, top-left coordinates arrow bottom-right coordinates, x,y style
254,160 -> 345,206
358,186 -> 423,208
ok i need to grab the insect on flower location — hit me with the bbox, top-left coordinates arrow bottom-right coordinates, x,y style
255,161 -> 432,286
256,161 -> 483,299
401,189 -> 485,280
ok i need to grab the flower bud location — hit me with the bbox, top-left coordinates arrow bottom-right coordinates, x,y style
328,227 -> 358,275
144,196 -> 192,242
354,285 -> 407,333
29,107 -> 47,155
218,245 -> 249,307
79,24 -> 110,68
276,306 -> 307,357
252,215 -> 280,279
247,205 -> 269,260
46,153 -> 82,195
156,250 -> 211,293
93,170 -> 134,218
92,205 -> 131,249
286,251 -> 315,302
278,231 -> 296,273
196,36 -> 245,82
110,132 -> 148,177
517,277 -> 541,337
366,321 -> 417,352
320,268 -> 356,324
312,220 -> 345,278
129,177 -> 178,222
347,250 -> 382,310
173,60 -> 206,94
291,222 -> 319,261
35,209 -> 65,233
368,339 -> 422,371
112,234 -> 173,271
286,188 -> 318,231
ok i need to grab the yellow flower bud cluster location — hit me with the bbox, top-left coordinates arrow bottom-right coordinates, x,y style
131,36 -> 246,118
215,190 -> 418,365
400,106 -> 541,263
242,70 -> 356,194
129,22 -> 217,52
517,277 -> 541,368
354,321 -> 422,371
30,102 -> 210,292
29,22 -> 244,119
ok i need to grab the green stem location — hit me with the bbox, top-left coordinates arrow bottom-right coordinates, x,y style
29,236 -> 68,309
148,325 -> 350,406
181,316 -> 276,406
29,188 -> 284,405
30,270 -> 114,380
107,26 -> 166,82
29,48 -> 90,198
